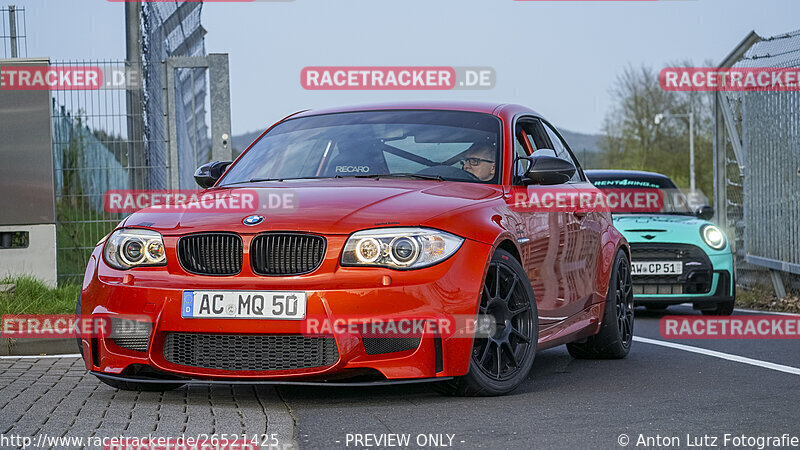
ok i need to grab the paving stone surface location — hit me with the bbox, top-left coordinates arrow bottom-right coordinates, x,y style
0,356 -> 296,450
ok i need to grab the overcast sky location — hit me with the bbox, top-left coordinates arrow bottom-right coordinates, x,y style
12,0 -> 800,135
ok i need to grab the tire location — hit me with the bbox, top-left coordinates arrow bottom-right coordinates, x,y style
436,249 -> 538,396
567,249 -> 634,359
95,375 -> 185,392
701,300 -> 735,316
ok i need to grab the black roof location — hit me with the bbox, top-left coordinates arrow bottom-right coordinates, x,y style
584,169 -> 672,180
584,170 -> 677,188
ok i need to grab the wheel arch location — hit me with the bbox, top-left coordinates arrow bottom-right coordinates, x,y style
495,238 -> 522,263
464,233 -> 525,324
619,241 -> 631,262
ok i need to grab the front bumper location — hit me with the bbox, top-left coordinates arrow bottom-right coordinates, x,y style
79,237 -> 492,382
631,246 -> 735,307
634,267 -> 735,307
91,371 -> 453,387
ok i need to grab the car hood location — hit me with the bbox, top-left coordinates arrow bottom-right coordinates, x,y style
122,179 -> 503,236
612,214 -> 715,248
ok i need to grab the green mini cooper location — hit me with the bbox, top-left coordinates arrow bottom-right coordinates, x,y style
586,170 -> 735,315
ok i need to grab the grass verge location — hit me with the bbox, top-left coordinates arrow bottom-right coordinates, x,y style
0,276 -> 80,315
736,285 -> 800,314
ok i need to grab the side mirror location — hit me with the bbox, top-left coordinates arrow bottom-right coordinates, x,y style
695,205 -> 714,220
520,154 -> 576,186
194,161 -> 232,188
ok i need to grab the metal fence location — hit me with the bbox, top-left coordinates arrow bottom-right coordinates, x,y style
142,1 -> 211,190
53,3 -> 214,283
0,5 -> 26,58
51,61 -> 133,282
715,29 -> 800,297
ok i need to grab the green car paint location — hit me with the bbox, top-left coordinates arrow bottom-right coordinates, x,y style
613,214 -> 734,300
586,169 -> 736,314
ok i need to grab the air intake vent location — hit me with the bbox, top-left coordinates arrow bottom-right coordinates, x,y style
109,318 -> 152,352
177,233 -> 243,275
163,333 -> 339,371
250,233 -> 326,276
362,337 -> 421,355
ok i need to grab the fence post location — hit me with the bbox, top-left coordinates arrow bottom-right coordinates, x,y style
125,2 -> 148,190
8,4 -> 17,58
209,54 -> 233,162
713,93 -> 727,230
769,270 -> 787,299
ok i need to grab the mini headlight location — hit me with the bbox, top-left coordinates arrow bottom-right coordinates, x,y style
104,229 -> 167,270
701,224 -> 726,250
342,228 -> 463,269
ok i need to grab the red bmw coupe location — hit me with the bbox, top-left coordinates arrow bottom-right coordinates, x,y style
78,102 -> 633,396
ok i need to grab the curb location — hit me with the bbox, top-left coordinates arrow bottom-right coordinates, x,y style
0,337 -> 78,356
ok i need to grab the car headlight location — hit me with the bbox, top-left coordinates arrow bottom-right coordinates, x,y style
104,228 -> 167,270
342,228 -> 464,269
701,224 -> 726,250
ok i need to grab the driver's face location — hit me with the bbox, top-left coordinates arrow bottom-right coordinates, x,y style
462,148 -> 496,181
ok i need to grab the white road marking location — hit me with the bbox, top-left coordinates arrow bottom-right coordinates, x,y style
0,353 -> 81,360
634,336 -> 800,376
643,303 -> 799,317
734,308 -> 800,317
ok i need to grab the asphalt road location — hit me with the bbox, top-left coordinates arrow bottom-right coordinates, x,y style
2,305 -> 799,450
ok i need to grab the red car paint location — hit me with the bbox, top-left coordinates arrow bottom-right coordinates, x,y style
79,102 -> 628,382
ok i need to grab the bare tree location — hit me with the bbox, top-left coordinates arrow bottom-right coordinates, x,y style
597,63 -> 715,201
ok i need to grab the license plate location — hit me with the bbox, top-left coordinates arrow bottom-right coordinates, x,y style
181,291 -> 306,319
631,261 -> 683,276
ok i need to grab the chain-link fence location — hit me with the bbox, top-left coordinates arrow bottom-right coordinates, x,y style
0,5 -> 26,58
718,89 -> 749,278
716,29 -> 800,298
142,2 -> 211,190
53,3 -> 213,284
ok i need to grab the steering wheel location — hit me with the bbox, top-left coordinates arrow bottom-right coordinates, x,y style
416,165 -> 480,181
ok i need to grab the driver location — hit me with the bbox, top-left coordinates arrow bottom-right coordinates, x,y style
461,143 -> 496,181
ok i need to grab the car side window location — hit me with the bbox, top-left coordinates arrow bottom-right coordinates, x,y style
514,132 -> 529,159
516,118 -> 564,183
514,120 -> 539,181
541,121 -> 583,182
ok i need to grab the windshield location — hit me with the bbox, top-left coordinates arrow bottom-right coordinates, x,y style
589,175 -> 693,215
219,110 -> 502,185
